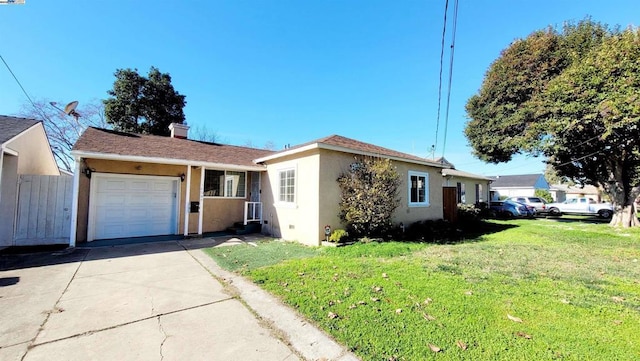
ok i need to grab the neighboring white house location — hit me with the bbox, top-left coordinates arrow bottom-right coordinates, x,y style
489,174 -> 549,200
549,183 -> 602,203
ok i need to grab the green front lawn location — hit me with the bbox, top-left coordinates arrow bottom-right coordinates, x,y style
206,219 -> 640,360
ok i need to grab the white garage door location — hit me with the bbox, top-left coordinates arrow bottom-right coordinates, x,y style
89,174 -> 179,241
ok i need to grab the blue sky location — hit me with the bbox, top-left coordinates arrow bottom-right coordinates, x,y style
1,1 -> 638,175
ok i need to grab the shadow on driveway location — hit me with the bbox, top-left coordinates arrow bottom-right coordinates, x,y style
0,234 -> 266,272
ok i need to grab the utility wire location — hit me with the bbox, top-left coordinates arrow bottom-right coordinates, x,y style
433,0 -> 449,156
0,53 -> 51,123
1,53 -> 38,110
556,150 -> 603,168
441,0 -> 459,159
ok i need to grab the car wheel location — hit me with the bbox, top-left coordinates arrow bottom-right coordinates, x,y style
598,209 -> 613,219
548,207 -> 561,216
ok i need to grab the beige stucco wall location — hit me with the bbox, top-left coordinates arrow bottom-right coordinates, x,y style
442,176 -> 491,204
261,149 -> 444,246
260,149 -> 321,246
5,123 -> 59,175
75,159 -> 254,243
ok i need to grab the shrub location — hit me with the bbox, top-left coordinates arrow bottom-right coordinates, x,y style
534,188 -> 554,203
337,157 -> 401,238
457,203 -> 482,223
329,229 -> 349,243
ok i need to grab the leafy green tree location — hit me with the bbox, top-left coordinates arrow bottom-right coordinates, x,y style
337,157 -> 401,237
534,189 -> 553,203
465,19 -> 640,227
103,67 -> 186,136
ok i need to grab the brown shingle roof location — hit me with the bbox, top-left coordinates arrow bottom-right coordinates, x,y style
258,134 -> 443,167
72,127 -> 274,167
0,115 -> 40,144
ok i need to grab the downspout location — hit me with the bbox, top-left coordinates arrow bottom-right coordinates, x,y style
69,157 -> 81,247
198,167 -> 205,235
183,165 -> 191,237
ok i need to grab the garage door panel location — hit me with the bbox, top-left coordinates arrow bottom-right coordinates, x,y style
129,194 -> 151,205
97,194 -> 127,206
99,179 -> 127,191
128,207 -> 149,218
150,195 -> 173,205
91,175 -> 178,241
152,181 -> 172,191
97,207 -> 127,222
96,224 -> 126,239
130,181 -> 151,191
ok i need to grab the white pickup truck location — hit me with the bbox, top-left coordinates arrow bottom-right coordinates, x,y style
546,197 -> 614,218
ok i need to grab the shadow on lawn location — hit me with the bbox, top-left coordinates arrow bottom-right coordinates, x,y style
541,215 -> 612,224
400,219 -> 518,245
457,220 -> 519,240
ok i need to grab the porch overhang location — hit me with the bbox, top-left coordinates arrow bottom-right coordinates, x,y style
71,150 -> 268,172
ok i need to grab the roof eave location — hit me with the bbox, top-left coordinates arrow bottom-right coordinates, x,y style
254,142 -> 445,168
253,143 -> 320,163
71,150 -> 267,171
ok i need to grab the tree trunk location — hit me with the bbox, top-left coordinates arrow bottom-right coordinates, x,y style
603,158 -> 640,228
609,204 -> 640,227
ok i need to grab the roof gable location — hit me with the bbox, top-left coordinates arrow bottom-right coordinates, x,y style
72,127 -> 274,168
0,115 -> 40,145
490,174 -> 547,188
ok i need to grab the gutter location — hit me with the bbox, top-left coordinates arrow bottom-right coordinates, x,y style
71,150 -> 267,172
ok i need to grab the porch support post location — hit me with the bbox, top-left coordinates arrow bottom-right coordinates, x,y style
183,165 -> 191,237
69,157 -> 81,247
198,167 -> 205,235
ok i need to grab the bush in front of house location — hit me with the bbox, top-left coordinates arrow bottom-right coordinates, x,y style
329,229 -> 349,243
337,156 -> 401,239
458,203 -> 482,223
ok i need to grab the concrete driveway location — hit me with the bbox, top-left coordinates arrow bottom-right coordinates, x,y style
0,237 -> 358,361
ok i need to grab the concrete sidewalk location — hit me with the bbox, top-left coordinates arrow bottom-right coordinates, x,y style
0,237 -> 359,361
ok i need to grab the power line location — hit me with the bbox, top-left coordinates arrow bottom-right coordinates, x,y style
441,0 -> 459,159
1,53 -> 55,124
433,0 -> 449,155
1,53 -> 39,110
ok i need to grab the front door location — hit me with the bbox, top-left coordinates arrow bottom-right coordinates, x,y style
443,187 -> 458,223
249,171 -> 261,202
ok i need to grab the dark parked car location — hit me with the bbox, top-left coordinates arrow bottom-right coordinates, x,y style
506,196 -> 548,214
489,200 -> 535,218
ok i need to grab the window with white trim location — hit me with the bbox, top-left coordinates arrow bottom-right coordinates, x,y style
457,182 -> 466,203
203,170 -> 246,198
278,168 -> 296,203
408,171 -> 429,206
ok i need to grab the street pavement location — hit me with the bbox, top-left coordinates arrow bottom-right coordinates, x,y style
0,236 -> 359,361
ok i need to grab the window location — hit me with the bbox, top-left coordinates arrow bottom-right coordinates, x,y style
475,184 -> 483,202
204,170 -> 246,198
278,168 -> 295,203
408,171 -> 429,206
457,182 -> 466,203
